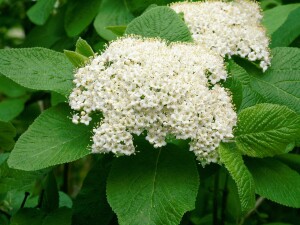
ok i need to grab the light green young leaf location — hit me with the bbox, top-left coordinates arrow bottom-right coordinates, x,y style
246,158 -> 300,208
105,25 -> 127,36
125,6 -> 193,42
0,48 -> 74,96
0,121 -> 16,151
107,140 -> 199,225
8,104 -> 94,171
64,0 -> 102,37
27,0 -> 56,25
235,103 -> 300,157
64,50 -> 88,68
218,143 -> 255,214
72,156 -> 113,225
94,0 -> 134,41
75,38 -> 94,57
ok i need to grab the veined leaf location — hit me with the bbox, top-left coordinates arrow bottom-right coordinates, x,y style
0,48 -> 74,96
64,50 -> 88,68
8,104 -> 94,171
64,0 -> 102,37
125,6 -> 193,42
235,103 -> 300,157
218,143 -> 255,214
107,140 -> 199,225
94,0 -> 134,41
75,38 -> 94,58
27,0 -> 56,25
246,158 -> 300,208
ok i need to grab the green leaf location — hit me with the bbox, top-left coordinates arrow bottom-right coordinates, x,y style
271,7 -> 300,47
10,208 -> 45,225
72,156 -> 113,225
75,38 -> 94,58
94,0 -> 134,41
0,48 -> 74,96
0,75 -> 27,98
235,104 -> 300,157
276,153 -> 300,173
0,160 -> 43,193
40,172 -> 59,212
8,104 -> 94,171
107,140 -> 199,225
64,50 -> 88,68
43,207 -> 72,225
235,48 -> 300,113
27,0 -> 56,25
228,60 -> 264,110
0,96 -> 29,122
263,4 -> 300,35
246,158 -> 300,208
0,121 -> 16,151
64,0 -> 102,37
59,192 -> 73,208
105,25 -> 127,36
125,6 -> 193,42
124,0 -> 173,15
218,143 -> 255,214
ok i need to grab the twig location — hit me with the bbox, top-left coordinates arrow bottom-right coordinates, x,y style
20,192 -> 30,208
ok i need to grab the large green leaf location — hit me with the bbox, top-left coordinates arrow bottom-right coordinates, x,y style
0,121 -> 16,151
107,140 -> 199,225
94,0 -> 134,41
72,156 -> 113,225
218,143 -> 255,214
235,48 -> 300,113
8,104 -> 94,171
276,153 -> 300,173
27,0 -> 56,25
263,4 -> 300,35
64,0 -> 102,37
125,6 -> 193,42
246,158 -> 300,208
235,103 -> 300,157
0,48 -> 74,96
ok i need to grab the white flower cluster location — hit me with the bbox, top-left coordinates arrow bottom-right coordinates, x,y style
170,0 -> 271,71
69,37 -> 237,165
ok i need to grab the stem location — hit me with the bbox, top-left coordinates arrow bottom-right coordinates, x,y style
20,192 -> 30,208
213,172 -> 219,225
239,197 -> 265,225
220,173 -> 229,225
36,190 -> 45,209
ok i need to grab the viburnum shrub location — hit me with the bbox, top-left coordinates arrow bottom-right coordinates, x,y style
1,0 -> 300,224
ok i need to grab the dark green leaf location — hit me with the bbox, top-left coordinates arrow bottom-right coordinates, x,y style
0,48 -> 74,96
246,158 -> 300,208
10,208 -> 45,225
8,104 -> 94,171
235,104 -> 300,157
0,121 -> 16,151
107,140 -> 199,225
218,143 -> 255,214
0,75 -> 27,98
40,172 -> 59,212
72,156 -> 113,225
105,25 -> 127,36
276,153 -> 300,173
0,96 -> 29,122
94,0 -> 134,41
125,0 -> 174,15
125,6 -> 193,42
43,207 -> 72,225
65,0 -> 103,37
27,0 -> 56,25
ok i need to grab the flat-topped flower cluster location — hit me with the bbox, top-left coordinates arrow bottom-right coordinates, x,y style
69,37 -> 237,165
171,0 -> 271,71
